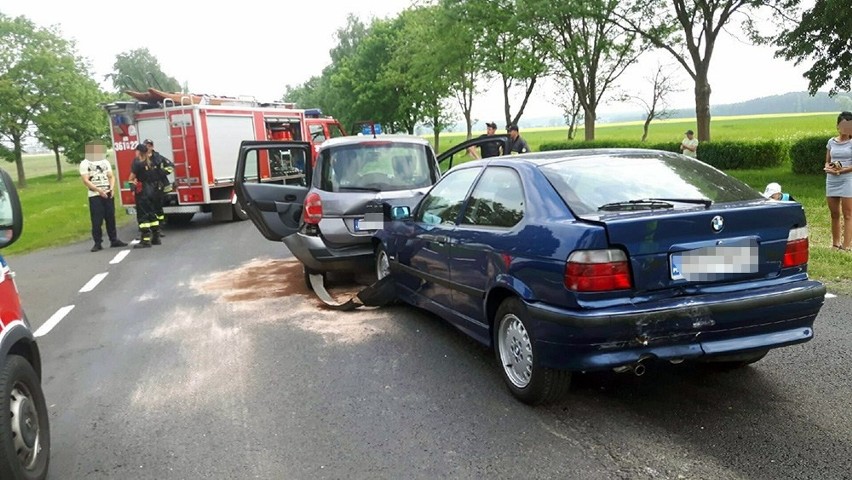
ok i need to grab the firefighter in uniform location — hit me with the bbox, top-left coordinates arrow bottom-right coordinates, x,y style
143,139 -> 173,233
128,143 -> 161,248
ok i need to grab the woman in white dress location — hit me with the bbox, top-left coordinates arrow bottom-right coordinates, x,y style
824,111 -> 852,250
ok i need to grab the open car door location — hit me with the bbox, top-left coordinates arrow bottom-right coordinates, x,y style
234,141 -> 313,241
437,134 -> 510,172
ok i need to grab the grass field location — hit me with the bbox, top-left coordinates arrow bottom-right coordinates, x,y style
436,112 -> 838,152
3,112 -> 850,292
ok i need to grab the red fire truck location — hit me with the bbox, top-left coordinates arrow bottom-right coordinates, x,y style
103,97 -> 345,223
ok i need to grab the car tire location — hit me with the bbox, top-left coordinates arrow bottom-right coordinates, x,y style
375,245 -> 391,282
0,355 -> 50,480
699,349 -> 769,370
494,298 -> 571,405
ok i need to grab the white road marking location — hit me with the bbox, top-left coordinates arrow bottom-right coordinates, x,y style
79,272 -> 108,293
825,293 -> 837,299
110,250 -> 130,264
34,305 -> 75,337
130,239 -> 140,245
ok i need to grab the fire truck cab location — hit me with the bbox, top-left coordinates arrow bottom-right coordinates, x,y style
103,97 -> 345,224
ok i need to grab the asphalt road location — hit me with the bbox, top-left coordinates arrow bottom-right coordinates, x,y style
9,214 -> 851,479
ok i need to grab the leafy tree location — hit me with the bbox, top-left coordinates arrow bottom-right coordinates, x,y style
34,55 -> 108,180
534,0 -> 644,140
613,0 -> 794,142
439,0 -> 488,138
460,0 -> 549,128
550,74 -> 584,140
774,0 -> 852,95
106,47 -> 181,95
0,14 -> 76,186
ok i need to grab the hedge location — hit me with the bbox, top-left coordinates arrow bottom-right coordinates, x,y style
539,139 -> 787,170
791,136 -> 829,174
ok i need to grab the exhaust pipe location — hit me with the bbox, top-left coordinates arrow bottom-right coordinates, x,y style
612,359 -> 648,376
633,362 -> 646,376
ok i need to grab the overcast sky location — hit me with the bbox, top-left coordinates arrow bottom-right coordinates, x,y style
3,0 -> 817,124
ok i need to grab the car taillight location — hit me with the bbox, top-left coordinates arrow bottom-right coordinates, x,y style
564,249 -> 632,292
783,226 -> 808,268
303,193 -> 323,224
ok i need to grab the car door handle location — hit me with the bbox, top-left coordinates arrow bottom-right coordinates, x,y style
284,194 -> 298,202
420,234 -> 448,244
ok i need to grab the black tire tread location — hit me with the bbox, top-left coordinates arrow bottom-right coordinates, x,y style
0,354 -> 50,480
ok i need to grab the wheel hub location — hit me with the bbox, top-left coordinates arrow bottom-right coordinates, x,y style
499,314 -> 533,388
10,385 -> 40,469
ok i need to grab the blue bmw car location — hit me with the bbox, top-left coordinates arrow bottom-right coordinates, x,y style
373,149 -> 826,405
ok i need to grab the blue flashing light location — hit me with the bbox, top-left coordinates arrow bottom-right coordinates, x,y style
361,123 -> 383,135
305,108 -> 323,118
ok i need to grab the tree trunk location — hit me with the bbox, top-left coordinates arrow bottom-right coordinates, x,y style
641,116 -> 652,142
53,146 -> 63,181
583,106 -> 596,141
464,111 -> 473,140
502,76 -> 512,129
13,137 -> 26,188
694,74 -> 712,142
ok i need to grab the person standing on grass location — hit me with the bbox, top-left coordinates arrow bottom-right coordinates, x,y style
824,111 -> 852,251
681,130 -> 698,157
79,141 -> 127,252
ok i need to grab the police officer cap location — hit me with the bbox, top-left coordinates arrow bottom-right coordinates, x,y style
134,143 -> 148,153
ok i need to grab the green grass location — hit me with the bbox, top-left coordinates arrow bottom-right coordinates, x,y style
436,112 -> 838,153
0,169 -> 133,257
5,153 -> 68,180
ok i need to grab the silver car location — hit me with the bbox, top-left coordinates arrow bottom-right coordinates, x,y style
234,134 -> 509,281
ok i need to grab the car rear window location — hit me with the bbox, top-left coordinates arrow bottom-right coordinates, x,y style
540,153 -> 764,215
318,142 -> 438,192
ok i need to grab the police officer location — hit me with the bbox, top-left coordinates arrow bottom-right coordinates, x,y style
143,139 -> 174,232
128,143 -> 160,248
507,124 -> 531,154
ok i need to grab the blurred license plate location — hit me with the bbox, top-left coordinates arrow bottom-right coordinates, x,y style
670,242 -> 758,281
354,214 -> 383,232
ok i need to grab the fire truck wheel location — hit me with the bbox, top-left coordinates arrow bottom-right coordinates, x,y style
165,213 -> 194,225
0,355 -> 50,480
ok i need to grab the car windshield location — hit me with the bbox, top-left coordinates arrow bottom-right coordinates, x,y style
319,141 -> 437,192
540,153 -> 764,216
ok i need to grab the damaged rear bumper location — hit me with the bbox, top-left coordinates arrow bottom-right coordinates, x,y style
526,280 -> 826,371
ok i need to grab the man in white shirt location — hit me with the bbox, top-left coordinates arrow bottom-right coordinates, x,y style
80,142 -> 127,252
681,130 -> 699,158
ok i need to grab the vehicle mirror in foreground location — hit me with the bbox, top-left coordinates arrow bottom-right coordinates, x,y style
0,168 -> 23,249
391,206 -> 411,220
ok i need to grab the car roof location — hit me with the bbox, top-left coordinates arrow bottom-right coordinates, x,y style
458,148 -> 681,169
319,134 -> 432,150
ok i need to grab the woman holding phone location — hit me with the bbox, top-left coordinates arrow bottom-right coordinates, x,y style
824,111 -> 852,250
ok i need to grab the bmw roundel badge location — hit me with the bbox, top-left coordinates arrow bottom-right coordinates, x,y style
711,215 -> 724,233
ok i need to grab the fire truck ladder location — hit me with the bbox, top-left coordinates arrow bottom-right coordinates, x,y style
162,97 -> 192,190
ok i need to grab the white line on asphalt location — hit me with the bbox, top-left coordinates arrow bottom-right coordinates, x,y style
130,239 -> 139,245
34,305 -> 75,337
79,272 -> 108,293
110,250 -> 130,264
826,293 -> 837,299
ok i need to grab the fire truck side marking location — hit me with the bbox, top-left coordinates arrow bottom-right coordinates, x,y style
34,306 -> 74,338
79,272 -> 109,293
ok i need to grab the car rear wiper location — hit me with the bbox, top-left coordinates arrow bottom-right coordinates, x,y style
599,199 -> 674,211
339,186 -> 383,192
646,197 -> 712,208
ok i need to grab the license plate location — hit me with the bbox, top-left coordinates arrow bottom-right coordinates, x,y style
670,242 -> 758,281
354,215 -> 383,232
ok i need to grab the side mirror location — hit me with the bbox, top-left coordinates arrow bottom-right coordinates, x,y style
0,169 -> 23,248
390,206 -> 411,221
